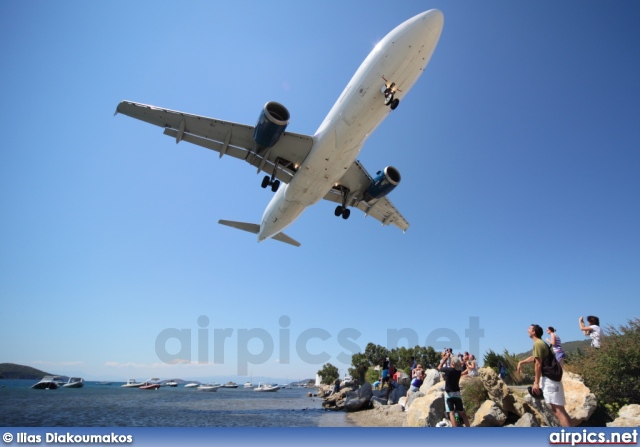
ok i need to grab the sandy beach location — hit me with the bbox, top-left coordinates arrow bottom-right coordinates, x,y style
346,407 -> 406,427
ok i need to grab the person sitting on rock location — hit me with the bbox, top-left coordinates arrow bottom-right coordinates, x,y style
403,364 -> 425,410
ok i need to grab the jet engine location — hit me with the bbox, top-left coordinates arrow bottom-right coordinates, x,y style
253,101 -> 290,149
363,166 -> 401,202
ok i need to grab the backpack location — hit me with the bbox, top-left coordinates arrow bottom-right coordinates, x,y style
542,343 -> 563,382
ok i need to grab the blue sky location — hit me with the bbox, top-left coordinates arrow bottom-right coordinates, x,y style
1,1 -> 639,382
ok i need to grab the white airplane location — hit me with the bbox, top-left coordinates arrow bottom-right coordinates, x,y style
115,9 -> 444,247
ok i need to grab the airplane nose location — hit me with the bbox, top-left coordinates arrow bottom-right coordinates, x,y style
423,9 -> 444,36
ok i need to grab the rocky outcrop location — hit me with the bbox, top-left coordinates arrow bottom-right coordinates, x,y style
562,371 -> 597,425
607,405 -> 640,427
419,369 -> 441,393
513,413 -> 540,427
345,382 -> 373,412
405,382 -> 445,427
470,400 -> 507,427
479,367 -> 521,416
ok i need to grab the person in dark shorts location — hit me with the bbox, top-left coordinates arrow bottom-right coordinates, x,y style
438,351 -> 470,427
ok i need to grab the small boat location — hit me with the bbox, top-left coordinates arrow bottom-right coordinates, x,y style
121,379 -> 144,388
164,381 -> 178,387
139,378 -> 161,390
97,381 -> 113,385
243,381 -> 254,388
222,382 -> 239,388
184,383 -> 200,388
254,382 -> 279,392
196,383 -> 220,392
62,377 -> 84,388
31,376 -> 65,390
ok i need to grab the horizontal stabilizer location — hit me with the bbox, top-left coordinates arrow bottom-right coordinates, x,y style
218,220 -> 260,234
272,232 -> 301,247
218,220 -> 301,247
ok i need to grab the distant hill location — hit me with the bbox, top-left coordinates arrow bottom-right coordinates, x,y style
0,363 -> 52,380
517,339 -> 591,358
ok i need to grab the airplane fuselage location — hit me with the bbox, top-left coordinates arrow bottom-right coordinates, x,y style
258,9 -> 444,242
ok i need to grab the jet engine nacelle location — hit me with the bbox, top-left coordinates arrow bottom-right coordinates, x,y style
253,101 -> 290,149
363,166 -> 401,202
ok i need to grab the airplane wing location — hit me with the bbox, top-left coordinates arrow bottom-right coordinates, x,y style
323,160 -> 410,231
114,101 -> 314,184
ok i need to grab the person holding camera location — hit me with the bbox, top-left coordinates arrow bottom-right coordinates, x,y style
437,351 -> 470,427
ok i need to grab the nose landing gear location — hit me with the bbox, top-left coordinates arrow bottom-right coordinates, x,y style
382,77 -> 401,110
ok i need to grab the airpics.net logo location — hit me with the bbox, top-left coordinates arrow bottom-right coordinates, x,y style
154,315 -> 484,375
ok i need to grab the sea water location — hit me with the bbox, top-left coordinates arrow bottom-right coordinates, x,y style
0,380 -> 351,427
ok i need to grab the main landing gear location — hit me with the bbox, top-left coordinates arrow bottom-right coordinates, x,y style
334,186 -> 351,220
261,157 -> 281,192
382,77 -> 400,110
261,175 -> 280,192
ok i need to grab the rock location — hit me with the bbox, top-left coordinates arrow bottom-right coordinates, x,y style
405,382 -> 445,427
371,396 -> 388,408
524,394 -> 561,427
420,369 -> 441,393
345,382 -> 373,412
387,384 -> 408,405
479,367 -> 521,416
471,400 -> 508,427
607,404 -> 640,427
406,390 -> 425,410
513,412 -> 540,427
562,371 -> 597,426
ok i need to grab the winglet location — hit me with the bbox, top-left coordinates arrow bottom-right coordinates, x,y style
218,220 -> 301,247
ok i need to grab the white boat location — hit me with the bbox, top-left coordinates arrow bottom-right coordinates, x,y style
196,383 -> 221,392
62,377 -> 84,388
222,382 -> 239,388
164,381 -> 178,387
31,376 -> 65,390
254,382 -> 279,392
243,381 -> 254,388
121,379 -> 144,388
184,383 -> 200,388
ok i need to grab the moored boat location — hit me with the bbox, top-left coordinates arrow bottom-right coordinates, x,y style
254,382 -> 279,392
62,377 -> 84,388
139,378 -> 161,390
31,376 -> 65,390
196,383 -> 220,392
222,382 -> 239,388
121,379 -> 144,388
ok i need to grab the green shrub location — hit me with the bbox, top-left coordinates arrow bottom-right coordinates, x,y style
461,377 -> 488,420
569,318 -> 640,418
317,363 -> 339,385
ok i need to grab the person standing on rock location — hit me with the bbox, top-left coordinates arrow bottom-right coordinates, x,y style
437,352 -> 470,427
545,326 -> 566,367
381,357 -> 390,390
579,316 -> 602,348
517,324 -> 572,427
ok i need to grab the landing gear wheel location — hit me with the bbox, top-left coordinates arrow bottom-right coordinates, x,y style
390,98 -> 400,110
342,208 -> 351,219
271,180 -> 280,192
335,205 -> 344,217
261,176 -> 270,188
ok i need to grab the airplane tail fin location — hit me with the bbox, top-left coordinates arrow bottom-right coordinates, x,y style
218,220 -> 301,247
